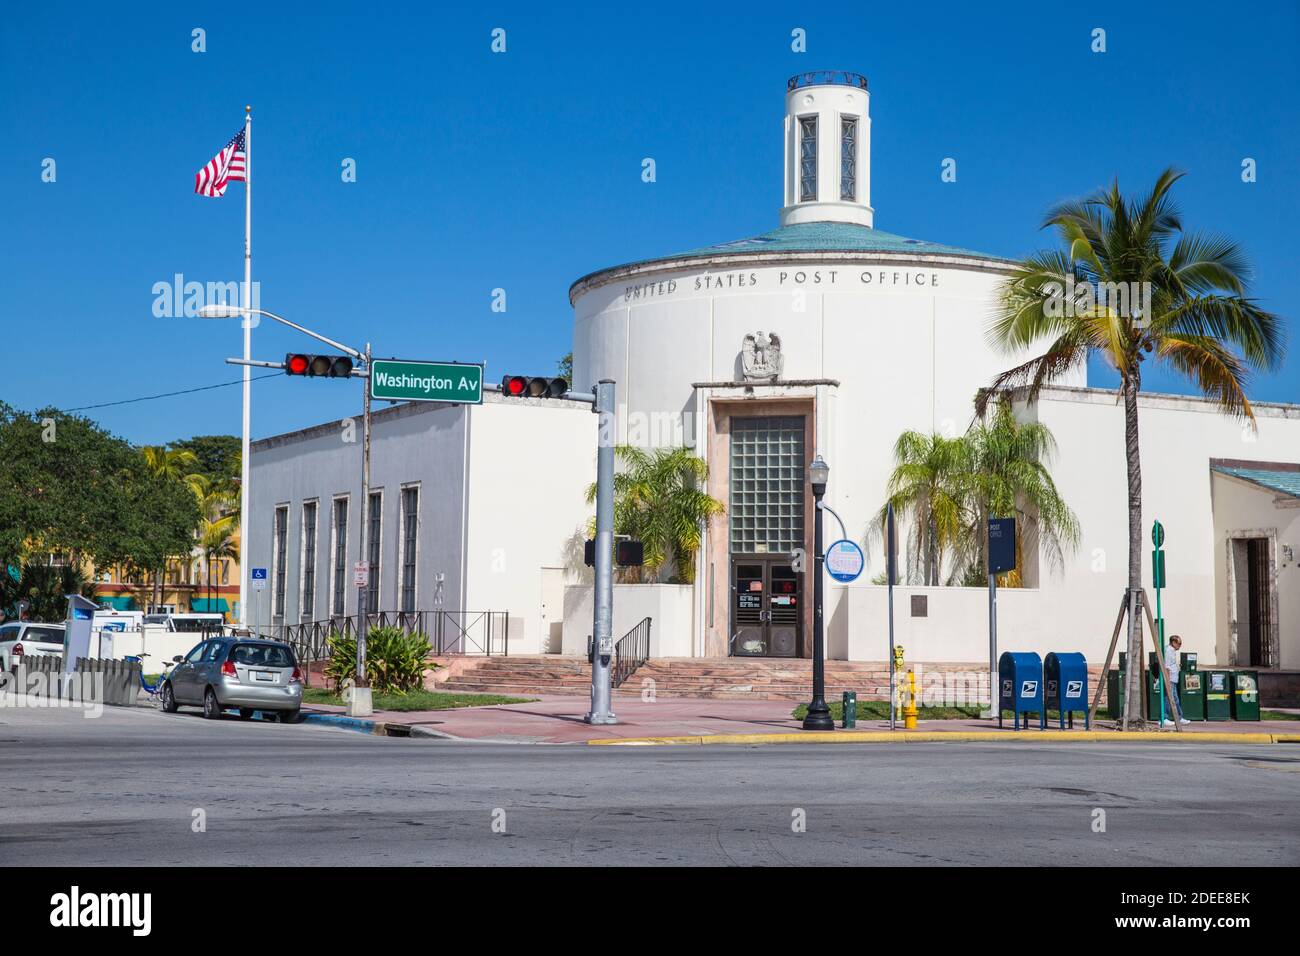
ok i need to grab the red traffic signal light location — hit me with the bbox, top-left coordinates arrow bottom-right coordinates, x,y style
500,375 -> 568,398
285,354 -> 354,378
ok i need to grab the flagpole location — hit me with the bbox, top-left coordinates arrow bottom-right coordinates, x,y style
239,104 -> 252,630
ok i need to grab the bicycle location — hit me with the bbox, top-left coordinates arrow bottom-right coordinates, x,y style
124,654 -> 174,704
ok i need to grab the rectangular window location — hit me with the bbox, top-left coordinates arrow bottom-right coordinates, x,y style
300,501 -> 318,621
799,115 -> 818,202
840,116 -> 857,201
331,497 -> 349,617
367,491 -> 383,613
400,487 -> 419,613
272,506 -> 288,619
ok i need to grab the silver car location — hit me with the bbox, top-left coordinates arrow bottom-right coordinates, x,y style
161,637 -> 303,722
0,621 -> 66,671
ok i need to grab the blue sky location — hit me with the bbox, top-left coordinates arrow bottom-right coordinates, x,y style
3,1 -> 1296,444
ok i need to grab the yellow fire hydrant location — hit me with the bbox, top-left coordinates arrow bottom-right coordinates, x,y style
903,669 -> 919,729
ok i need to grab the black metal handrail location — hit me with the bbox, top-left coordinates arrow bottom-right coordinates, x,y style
787,71 -> 868,92
612,616 -> 651,689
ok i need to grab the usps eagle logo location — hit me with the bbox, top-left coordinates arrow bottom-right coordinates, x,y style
741,331 -> 783,382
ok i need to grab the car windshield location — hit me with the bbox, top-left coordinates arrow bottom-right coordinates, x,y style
172,618 -> 221,632
230,644 -> 295,668
25,626 -> 65,644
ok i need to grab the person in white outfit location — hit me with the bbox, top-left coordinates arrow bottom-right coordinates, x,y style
1161,635 -> 1192,726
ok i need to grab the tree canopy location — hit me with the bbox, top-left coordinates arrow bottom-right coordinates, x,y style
170,434 -> 241,484
0,403 -> 200,579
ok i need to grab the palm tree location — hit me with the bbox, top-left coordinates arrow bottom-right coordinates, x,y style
142,445 -> 203,497
193,476 -> 240,617
586,446 -> 725,583
978,168 -> 1284,728
199,518 -> 239,615
141,445 -> 203,611
955,401 -> 1080,586
873,431 -> 966,585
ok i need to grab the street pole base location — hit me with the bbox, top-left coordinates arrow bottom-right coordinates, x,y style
348,687 -> 373,718
802,699 -> 835,731
584,712 -> 618,725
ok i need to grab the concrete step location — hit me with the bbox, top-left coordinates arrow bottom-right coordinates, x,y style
436,656 -> 1107,702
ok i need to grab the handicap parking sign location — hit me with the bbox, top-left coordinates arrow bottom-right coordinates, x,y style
252,567 -> 268,591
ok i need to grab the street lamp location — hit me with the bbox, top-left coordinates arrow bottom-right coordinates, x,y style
803,453 -> 834,731
195,303 -> 374,718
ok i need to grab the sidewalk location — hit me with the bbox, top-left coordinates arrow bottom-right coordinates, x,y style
301,695 -> 1300,745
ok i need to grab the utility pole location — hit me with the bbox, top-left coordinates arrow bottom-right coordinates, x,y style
585,379 -> 617,725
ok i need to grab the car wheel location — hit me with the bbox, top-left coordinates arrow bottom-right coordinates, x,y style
279,709 -> 300,724
238,708 -> 255,720
160,682 -> 178,713
203,687 -> 222,720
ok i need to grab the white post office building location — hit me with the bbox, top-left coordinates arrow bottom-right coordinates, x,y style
250,71 -> 1300,690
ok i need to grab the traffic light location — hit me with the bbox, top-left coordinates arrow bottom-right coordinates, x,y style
501,375 -> 568,398
285,353 -> 354,378
584,539 -> 645,567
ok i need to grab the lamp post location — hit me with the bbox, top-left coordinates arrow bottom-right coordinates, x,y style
803,453 -> 834,731
195,304 -> 373,715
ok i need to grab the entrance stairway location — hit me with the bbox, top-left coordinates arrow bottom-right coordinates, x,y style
437,656 -> 1107,701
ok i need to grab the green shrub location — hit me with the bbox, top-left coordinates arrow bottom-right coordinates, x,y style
325,626 -> 434,694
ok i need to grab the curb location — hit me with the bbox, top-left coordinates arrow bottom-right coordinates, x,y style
301,713 -> 383,735
300,712 -> 453,739
587,730 -> 1293,747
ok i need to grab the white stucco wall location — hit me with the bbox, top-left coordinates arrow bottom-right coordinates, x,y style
462,399 -> 595,654
1210,472 -> 1300,668
249,394 -> 595,654
1023,387 -> 1300,669
562,584 -> 694,658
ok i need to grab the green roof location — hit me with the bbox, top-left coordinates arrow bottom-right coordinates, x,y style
672,221 -> 1007,262
570,221 -> 1014,297
1212,465 -> 1300,499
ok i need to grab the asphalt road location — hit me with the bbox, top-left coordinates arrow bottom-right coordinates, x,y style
1,704 -> 1297,866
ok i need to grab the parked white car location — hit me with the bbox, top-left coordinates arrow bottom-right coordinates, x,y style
0,621 -> 66,670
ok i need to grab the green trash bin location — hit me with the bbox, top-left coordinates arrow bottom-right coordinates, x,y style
1146,652 -> 1171,720
1179,669 -> 1205,721
1106,668 -> 1125,719
1231,671 -> 1260,721
1204,670 -> 1232,721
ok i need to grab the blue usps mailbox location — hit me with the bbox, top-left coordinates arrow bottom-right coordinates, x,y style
998,651 -> 1044,730
1044,652 -> 1090,729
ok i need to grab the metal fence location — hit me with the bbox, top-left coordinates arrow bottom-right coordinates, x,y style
264,610 -> 510,666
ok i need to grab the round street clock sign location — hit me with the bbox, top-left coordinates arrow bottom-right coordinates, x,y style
825,540 -> 865,582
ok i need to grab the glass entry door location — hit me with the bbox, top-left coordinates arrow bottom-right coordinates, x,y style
731,559 -> 801,657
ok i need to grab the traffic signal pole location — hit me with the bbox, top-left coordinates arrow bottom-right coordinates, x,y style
490,373 -> 615,723
585,379 -> 617,725
352,341 -> 373,716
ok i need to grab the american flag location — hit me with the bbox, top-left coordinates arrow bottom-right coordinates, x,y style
194,128 -> 247,197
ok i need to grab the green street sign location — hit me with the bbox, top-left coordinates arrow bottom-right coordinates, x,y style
369,359 -> 483,404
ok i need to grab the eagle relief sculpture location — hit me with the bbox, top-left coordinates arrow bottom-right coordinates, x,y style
741,331 -> 783,382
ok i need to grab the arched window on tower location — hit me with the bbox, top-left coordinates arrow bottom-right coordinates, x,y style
798,115 -> 817,202
840,116 -> 857,201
